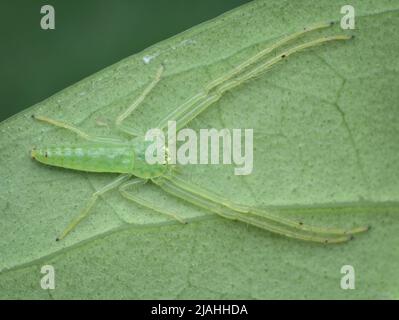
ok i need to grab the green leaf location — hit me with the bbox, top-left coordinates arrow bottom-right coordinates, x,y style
1,0 -> 398,299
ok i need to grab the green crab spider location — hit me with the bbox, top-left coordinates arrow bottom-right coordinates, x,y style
31,21 -> 370,244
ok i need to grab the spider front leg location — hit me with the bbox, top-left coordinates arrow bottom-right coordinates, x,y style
165,174 -> 369,236
169,35 -> 353,129
155,25 -> 351,132
152,175 -> 357,244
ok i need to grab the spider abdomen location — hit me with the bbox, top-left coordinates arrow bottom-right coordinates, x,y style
31,144 -> 135,174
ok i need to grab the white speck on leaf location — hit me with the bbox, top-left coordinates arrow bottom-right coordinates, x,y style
142,40 -> 195,65
143,53 -> 159,64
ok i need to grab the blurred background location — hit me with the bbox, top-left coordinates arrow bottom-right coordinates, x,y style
0,0 -> 250,122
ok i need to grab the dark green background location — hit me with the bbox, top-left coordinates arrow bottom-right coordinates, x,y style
0,0 -> 251,122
